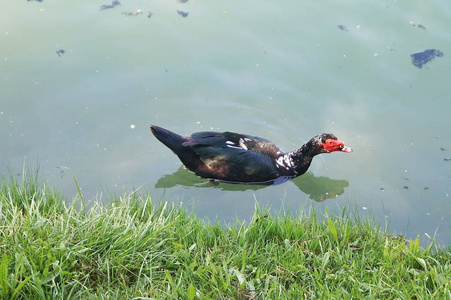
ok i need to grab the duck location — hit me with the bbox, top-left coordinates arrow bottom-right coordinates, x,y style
150,125 -> 352,185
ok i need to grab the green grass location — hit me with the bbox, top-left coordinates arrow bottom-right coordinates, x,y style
1,172 -> 451,299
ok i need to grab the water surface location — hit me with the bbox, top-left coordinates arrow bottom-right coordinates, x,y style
1,0 -> 450,245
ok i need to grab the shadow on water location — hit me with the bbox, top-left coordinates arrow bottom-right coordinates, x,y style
155,167 -> 349,202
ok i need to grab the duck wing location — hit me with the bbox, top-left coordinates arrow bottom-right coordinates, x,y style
188,131 -> 284,157
182,131 -> 282,183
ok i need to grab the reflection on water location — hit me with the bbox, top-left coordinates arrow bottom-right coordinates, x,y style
156,166 -> 213,189
292,173 -> 349,202
156,167 -> 348,202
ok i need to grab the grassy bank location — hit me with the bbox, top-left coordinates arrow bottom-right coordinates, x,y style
1,173 -> 450,299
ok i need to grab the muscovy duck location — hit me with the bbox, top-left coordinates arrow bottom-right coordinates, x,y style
151,125 -> 352,184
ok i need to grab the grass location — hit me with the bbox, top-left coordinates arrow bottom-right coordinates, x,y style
1,171 -> 451,299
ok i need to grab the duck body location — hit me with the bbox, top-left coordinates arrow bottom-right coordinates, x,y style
151,125 -> 352,184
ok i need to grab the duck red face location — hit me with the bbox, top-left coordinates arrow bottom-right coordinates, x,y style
321,139 -> 353,153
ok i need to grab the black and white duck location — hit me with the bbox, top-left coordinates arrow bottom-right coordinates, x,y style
151,125 -> 352,185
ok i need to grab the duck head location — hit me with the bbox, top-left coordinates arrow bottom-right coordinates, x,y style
318,134 -> 353,153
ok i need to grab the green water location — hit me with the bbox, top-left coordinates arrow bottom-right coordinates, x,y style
1,0 -> 450,245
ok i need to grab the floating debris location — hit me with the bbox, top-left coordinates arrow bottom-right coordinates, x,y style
122,9 -> 143,16
409,21 -> 426,30
147,11 -> 153,18
56,49 -> 65,57
440,148 -> 446,151
337,25 -> 348,31
177,0 -> 189,2
57,166 -> 70,172
27,0 -> 43,2
444,157 -> 451,161
177,10 -> 189,17
424,187 -> 430,190
100,4 -> 114,10
411,49 -> 444,68
99,0 -> 120,10
57,166 -> 70,178
403,186 -> 409,190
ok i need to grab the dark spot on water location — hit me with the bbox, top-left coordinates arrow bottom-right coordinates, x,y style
337,25 -> 348,31
441,148 -> 446,151
56,49 -> 65,57
403,186 -> 409,190
409,21 -> 425,30
411,49 -> 444,68
177,10 -> 189,17
148,11 -> 153,18
444,157 -> 451,161
99,0 -> 120,10
424,187 -> 430,190
100,4 -> 114,10
380,187 -> 385,191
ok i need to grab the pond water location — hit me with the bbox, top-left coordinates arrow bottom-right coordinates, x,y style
1,0 -> 450,246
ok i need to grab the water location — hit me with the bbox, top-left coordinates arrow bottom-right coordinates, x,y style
1,0 -> 450,245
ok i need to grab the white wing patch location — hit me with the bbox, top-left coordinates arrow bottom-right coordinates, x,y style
225,140 -> 241,149
238,138 -> 248,150
275,154 -> 294,170
226,139 -> 249,150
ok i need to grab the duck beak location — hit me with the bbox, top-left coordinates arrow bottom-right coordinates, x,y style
341,146 -> 353,153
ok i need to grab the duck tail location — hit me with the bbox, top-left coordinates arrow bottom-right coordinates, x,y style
151,125 -> 186,152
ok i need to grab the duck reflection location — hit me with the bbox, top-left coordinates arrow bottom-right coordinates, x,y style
155,167 -> 348,202
291,172 -> 349,202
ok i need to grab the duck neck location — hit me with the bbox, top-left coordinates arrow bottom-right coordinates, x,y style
288,138 -> 322,175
